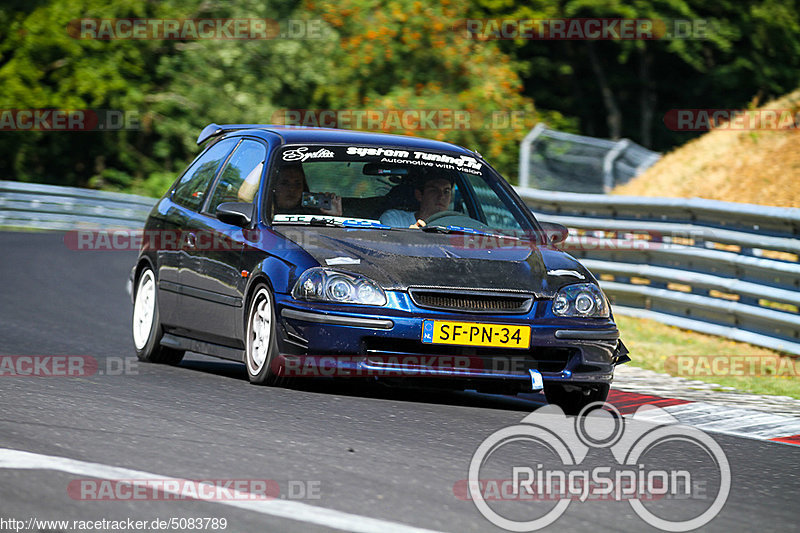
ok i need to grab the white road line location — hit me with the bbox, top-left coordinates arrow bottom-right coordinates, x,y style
0,448 -> 447,533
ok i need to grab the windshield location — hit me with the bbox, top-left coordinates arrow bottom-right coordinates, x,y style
268,144 -> 535,236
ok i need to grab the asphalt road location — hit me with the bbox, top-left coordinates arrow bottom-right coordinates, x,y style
0,231 -> 797,533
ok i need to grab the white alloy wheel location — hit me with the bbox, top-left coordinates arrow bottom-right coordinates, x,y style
247,288 -> 273,376
133,269 -> 156,350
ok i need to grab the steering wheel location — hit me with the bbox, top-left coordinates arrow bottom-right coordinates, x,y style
424,210 -> 494,232
424,210 -> 467,224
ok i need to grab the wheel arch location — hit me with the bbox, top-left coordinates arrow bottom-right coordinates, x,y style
134,255 -> 156,282
133,256 -> 156,297
242,273 -> 276,332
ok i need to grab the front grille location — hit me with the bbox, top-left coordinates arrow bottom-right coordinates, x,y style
408,288 -> 534,314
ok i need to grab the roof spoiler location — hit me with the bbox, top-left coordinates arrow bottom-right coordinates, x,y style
196,123 -> 280,145
197,123 -> 224,145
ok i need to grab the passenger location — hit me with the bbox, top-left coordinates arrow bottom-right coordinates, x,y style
272,164 -> 342,216
380,175 -> 454,228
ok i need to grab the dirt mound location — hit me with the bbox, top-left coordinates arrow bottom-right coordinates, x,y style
613,90 -> 800,207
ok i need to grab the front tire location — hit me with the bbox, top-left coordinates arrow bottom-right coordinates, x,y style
132,267 -> 184,365
245,285 -> 282,385
544,382 -> 609,415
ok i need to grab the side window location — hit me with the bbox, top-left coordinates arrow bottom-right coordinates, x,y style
172,139 -> 238,211
207,140 -> 267,213
462,172 -> 524,230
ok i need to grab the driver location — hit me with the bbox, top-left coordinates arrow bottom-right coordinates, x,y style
272,163 -> 342,216
380,174 -> 453,228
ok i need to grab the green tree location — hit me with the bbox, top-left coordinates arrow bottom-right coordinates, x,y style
0,0 -> 334,192
302,0 -> 571,178
471,0 -> 800,150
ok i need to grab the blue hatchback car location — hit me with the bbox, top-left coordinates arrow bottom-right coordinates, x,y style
130,124 -> 629,413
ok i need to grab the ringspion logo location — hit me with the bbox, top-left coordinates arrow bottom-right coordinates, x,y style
464,404 -> 730,531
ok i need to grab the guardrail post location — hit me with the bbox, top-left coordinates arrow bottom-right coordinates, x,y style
602,139 -> 629,192
518,123 -> 546,189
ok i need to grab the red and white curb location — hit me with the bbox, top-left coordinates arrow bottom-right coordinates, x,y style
606,390 -> 800,446
612,364 -> 800,417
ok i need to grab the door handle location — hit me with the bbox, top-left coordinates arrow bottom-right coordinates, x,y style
185,233 -> 196,248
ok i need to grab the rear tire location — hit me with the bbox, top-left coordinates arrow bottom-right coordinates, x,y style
544,382 -> 609,416
132,267 -> 184,365
245,285 -> 282,385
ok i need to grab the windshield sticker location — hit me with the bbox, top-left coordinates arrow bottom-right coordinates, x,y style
273,214 -> 388,227
346,146 -> 482,173
282,146 -> 335,162
346,147 -> 410,158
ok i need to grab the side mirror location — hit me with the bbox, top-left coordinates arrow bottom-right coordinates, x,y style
538,221 -> 569,245
216,202 -> 255,227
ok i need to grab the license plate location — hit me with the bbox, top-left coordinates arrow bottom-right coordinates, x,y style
421,320 -> 531,349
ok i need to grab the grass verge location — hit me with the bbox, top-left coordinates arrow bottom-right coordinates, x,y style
616,315 -> 800,399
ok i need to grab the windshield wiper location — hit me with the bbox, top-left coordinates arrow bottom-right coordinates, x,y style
420,224 -> 473,234
420,225 -> 520,241
308,217 -> 344,227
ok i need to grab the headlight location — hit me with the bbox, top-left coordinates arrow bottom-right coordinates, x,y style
552,283 -> 609,318
292,267 -> 387,306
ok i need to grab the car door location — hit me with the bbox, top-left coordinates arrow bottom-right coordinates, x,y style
178,138 -> 267,347
160,137 -> 239,331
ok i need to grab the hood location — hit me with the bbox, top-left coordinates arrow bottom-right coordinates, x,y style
274,226 -> 593,297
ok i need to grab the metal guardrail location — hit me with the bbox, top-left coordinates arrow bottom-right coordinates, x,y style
517,187 -> 800,355
2,180 -> 799,355
518,125 -> 661,192
0,180 -> 155,230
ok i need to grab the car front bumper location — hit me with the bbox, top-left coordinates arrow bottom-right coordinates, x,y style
273,294 -> 627,393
